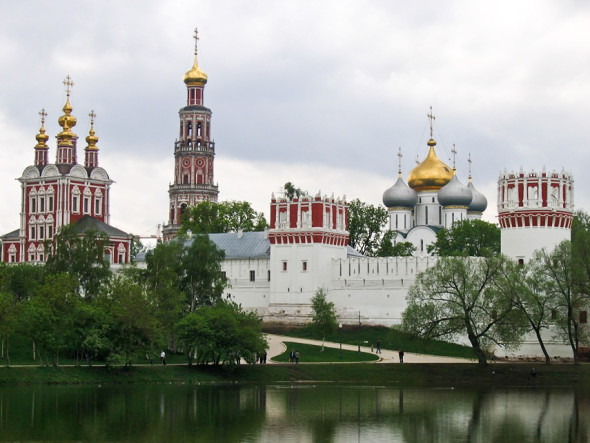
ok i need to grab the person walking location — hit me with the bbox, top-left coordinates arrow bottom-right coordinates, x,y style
295,350 -> 300,364
376,338 -> 381,354
160,351 -> 166,365
398,349 -> 404,363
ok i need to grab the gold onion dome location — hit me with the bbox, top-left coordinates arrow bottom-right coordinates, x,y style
183,55 -> 208,85
86,120 -> 98,149
407,139 -> 453,191
35,111 -> 49,148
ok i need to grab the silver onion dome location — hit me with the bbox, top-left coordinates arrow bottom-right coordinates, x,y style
383,176 -> 418,208
467,181 -> 487,213
437,174 -> 473,207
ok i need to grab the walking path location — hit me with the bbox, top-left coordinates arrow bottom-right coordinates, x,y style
265,334 -> 475,364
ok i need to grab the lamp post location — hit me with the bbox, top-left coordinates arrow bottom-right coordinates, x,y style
339,323 -> 343,359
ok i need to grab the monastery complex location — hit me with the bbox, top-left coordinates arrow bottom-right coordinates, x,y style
0,31 -> 579,356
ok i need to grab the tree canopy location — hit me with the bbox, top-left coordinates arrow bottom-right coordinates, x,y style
402,255 -> 527,366
348,199 -> 389,256
181,200 -> 267,234
428,219 -> 501,257
44,225 -> 112,297
310,288 -> 338,350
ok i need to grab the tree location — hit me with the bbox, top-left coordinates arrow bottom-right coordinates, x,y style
535,241 -> 588,364
175,301 -> 266,366
0,291 -> 18,366
428,219 -> 500,257
103,275 -> 159,367
19,273 -> 80,366
181,200 -> 267,234
181,235 -> 228,311
310,288 -> 338,351
283,181 -> 304,200
494,256 -> 554,364
402,256 -> 526,366
45,225 -> 112,297
348,199 -> 388,256
377,232 -> 416,257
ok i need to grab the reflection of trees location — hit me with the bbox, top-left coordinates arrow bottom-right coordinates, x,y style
0,385 -> 589,441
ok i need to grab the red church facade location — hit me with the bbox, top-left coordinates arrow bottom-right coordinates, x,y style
1,77 -> 131,264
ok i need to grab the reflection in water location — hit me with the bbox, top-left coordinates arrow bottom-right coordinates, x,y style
0,384 -> 587,442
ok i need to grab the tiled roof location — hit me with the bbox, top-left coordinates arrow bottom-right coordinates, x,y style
208,231 -> 270,259
72,215 -> 129,238
1,229 -> 20,240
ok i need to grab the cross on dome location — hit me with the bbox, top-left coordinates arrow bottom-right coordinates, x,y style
397,147 -> 403,176
451,144 -> 457,171
89,110 -> 96,124
63,75 -> 74,97
38,108 -> 47,125
468,153 -> 472,181
427,106 -> 435,139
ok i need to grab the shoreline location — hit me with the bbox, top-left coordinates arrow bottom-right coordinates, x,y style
0,363 -> 588,389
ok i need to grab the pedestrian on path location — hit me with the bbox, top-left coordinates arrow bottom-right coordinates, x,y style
160,351 -> 166,365
295,350 -> 300,364
290,349 -> 295,363
376,338 -> 381,354
398,349 -> 404,363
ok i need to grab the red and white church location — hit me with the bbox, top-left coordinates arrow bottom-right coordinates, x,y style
0,77 -> 132,264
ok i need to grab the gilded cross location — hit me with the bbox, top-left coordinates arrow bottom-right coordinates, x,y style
38,108 -> 47,125
427,106 -> 435,139
451,144 -> 457,169
63,75 -> 74,96
89,110 -> 96,124
397,147 -> 403,175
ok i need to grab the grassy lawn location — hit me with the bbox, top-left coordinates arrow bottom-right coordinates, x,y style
263,324 -> 476,359
272,342 -> 379,363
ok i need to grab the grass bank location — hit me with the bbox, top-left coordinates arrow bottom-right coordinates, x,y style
0,363 -> 588,388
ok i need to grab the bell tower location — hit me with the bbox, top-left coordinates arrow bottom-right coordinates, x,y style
163,28 -> 219,241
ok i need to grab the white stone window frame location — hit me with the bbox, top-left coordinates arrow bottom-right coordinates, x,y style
72,186 -> 81,213
47,186 -> 55,212
8,244 -> 17,263
29,188 -> 38,214
94,189 -> 103,216
117,243 -> 126,264
83,188 -> 92,215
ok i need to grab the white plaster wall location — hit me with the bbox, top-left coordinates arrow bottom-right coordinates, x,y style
501,227 -> 570,261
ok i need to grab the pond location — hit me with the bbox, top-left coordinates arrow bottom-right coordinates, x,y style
0,384 -> 587,442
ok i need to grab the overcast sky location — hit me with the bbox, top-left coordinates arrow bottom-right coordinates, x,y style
1,0 -> 589,238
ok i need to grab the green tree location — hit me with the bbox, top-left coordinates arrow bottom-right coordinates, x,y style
535,241 -> 588,364
0,263 -> 45,302
181,200 -> 267,234
0,291 -> 18,366
428,219 -> 501,257
348,199 -> 388,256
175,301 -> 266,366
103,275 -> 159,367
402,256 -> 526,366
310,288 -> 338,351
182,235 -> 228,311
571,210 -> 590,297
19,273 -> 79,366
494,256 -> 554,364
45,225 -> 112,297
377,232 -> 416,257
283,181 -> 304,200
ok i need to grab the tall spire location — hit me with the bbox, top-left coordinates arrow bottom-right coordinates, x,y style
183,28 -> 208,86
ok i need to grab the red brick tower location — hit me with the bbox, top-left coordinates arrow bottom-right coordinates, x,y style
162,28 -> 219,241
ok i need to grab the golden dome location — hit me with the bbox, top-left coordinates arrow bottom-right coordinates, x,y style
407,139 -> 453,191
58,98 -> 77,131
183,55 -> 208,85
85,114 -> 98,150
35,109 -> 49,148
